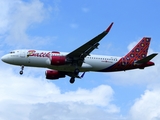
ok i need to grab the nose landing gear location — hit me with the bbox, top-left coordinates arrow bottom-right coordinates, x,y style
19,65 -> 24,75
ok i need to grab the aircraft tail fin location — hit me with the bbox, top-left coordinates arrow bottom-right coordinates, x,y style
124,37 -> 151,62
135,53 -> 158,64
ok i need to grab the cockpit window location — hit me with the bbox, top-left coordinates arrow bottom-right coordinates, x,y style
10,51 -> 15,54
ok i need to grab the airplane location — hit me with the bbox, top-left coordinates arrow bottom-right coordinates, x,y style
1,22 -> 158,84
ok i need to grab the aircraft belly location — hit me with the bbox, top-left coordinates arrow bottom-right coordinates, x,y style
22,56 -> 117,72
46,63 -> 92,72
8,56 -> 28,66
17,57 -> 48,67
28,57 -> 48,67
47,62 -> 114,72
83,60 -> 115,71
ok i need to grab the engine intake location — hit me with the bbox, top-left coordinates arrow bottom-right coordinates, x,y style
45,70 -> 65,80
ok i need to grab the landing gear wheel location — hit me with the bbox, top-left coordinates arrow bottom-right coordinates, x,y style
70,77 -> 75,84
20,70 -> 23,75
19,65 -> 24,75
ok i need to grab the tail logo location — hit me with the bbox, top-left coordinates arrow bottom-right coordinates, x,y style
104,37 -> 151,71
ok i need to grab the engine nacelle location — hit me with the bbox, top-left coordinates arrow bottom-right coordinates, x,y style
51,56 -> 66,65
45,70 -> 65,80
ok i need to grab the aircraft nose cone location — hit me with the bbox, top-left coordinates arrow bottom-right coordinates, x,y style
1,55 -> 8,63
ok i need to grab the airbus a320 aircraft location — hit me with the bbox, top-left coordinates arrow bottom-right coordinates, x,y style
1,23 -> 158,83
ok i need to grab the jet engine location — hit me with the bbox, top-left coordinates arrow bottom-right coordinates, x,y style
51,56 -> 66,65
45,70 -> 66,79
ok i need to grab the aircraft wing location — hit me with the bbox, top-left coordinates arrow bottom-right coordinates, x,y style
66,22 -> 113,65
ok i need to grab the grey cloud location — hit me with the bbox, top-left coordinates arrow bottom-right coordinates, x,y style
0,64 -> 120,120
29,102 -> 118,120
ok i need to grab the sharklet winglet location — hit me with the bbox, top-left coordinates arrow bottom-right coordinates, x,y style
105,22 -> 114,33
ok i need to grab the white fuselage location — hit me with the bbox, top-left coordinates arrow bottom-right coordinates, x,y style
1,49 -> 121,72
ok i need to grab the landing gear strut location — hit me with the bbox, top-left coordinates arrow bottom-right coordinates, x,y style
69,68 -> 79,84
19,65 -> 24,75
70,77 -> 75,84
74,68 -> 79,75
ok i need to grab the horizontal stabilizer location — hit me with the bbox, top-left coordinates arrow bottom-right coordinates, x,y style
136,53 -> 158,64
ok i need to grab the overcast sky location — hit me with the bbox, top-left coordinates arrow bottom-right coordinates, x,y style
0,0 -> 160,120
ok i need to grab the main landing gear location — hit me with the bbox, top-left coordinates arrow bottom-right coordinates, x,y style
69,68 -> 80,84
19,65 -> 24,75
74,68 -> 79,75
70,77 -> 75,84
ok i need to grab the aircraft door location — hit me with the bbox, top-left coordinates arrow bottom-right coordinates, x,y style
20,50 -> 25,58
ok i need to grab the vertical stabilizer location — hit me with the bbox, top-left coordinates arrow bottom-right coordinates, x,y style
102,37 -> 152,72
124,37 -> 151,61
